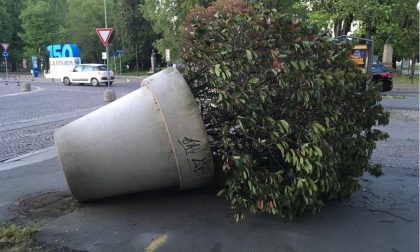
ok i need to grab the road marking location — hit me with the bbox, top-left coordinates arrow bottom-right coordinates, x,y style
47,88 -> 101,93
144,234 -> 168,252
0,86 -> 43,98
0,201 -> 11,207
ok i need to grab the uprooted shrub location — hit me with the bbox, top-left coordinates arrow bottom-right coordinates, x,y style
180,0 -> 389,220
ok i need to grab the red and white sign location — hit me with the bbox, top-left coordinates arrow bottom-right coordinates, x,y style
1,43 -> 9,51
96,28 -> 113,46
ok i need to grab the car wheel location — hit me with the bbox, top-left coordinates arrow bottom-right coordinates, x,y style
91,78 -> 99,86
63,77 -> 71,86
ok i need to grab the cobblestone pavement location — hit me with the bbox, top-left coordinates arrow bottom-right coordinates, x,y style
0,78 -> 141,162
371,108 -> 419,177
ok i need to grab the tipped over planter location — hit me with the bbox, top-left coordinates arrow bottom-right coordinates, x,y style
54,68 -> 214,201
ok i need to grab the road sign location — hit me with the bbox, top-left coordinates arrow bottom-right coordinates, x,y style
96,28 -> 113,46
165,49 -> 170,62
1,43 -> 9,51
3,51 -> 8,58
116,49 -> 124,54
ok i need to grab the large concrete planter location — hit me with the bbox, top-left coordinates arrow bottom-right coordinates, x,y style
55,68 -> 214,201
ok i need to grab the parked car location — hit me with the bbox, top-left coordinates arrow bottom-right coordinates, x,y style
372,63 -> 393,92
61,64 -> 115,86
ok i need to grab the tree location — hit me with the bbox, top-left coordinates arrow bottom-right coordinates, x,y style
140,0 -> 211,61
258,0 -> 300,11
0,0 -> 24,71
19,0 -> 64,70
114,0 -> 157,71
303,0 -> 418,73
374,0 -> 419,73
59,0 -> 117,62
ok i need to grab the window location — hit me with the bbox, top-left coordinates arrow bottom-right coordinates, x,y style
94,65 -> 107,71
84,65 -> 94,72
73,65 -> 84,72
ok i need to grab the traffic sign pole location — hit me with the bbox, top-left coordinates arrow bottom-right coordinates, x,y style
96,28 -> 113,91
3,52 -> 8,82
5,57 -> 7,81
2,50 -> 9,82
106,44 -> 110,91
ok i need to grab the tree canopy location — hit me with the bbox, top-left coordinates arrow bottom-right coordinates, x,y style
2,0 -> 418,71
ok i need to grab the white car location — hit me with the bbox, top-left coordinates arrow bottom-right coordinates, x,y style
62,64 -> 115,86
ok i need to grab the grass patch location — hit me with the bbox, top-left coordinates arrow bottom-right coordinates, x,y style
393,74 -> 419,85
118,70 -> 151,77
0,224 -> 44,251
118,67 -> 173,77
392,69 -> 419,85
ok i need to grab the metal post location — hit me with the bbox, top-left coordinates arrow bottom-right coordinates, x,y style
106,45 -> 110,90
113,55 -> 116,76
104,0 -> 110,91
367,40 -> 373,79
5,57 -> 8,81
119,53 -> 122,76
136,43 -> 139,76
104,0 -> 107,28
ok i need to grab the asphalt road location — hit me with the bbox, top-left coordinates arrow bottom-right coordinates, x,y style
381,84 -> 419,110
0,77 -> 141,163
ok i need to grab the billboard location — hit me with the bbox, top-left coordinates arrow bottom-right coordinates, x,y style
351,44 -> 368,71
45,44 -> 81,79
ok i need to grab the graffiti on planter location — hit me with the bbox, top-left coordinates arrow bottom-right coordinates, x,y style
178,137 -> 211,177
178,137 -> 201,155
187,157 -> 211,177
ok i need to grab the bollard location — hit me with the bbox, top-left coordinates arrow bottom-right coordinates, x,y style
20,82 -> 31,92
54,68 -> 214,201
103,89 -> 116,102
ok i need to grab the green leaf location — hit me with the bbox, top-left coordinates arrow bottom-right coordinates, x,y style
216,189 -> 225,197
246,50 -> 253,62
279,120 -> 289,133
249,77 -> 259,84
215,64 -> 221,77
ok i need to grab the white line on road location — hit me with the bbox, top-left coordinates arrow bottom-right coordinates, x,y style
0,86 -> 43,98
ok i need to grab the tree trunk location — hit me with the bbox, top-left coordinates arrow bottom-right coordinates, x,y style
333,19 -> 342,37
365,18 -> 373,39
341,14 -> 353,36
410,53 -> 416,84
